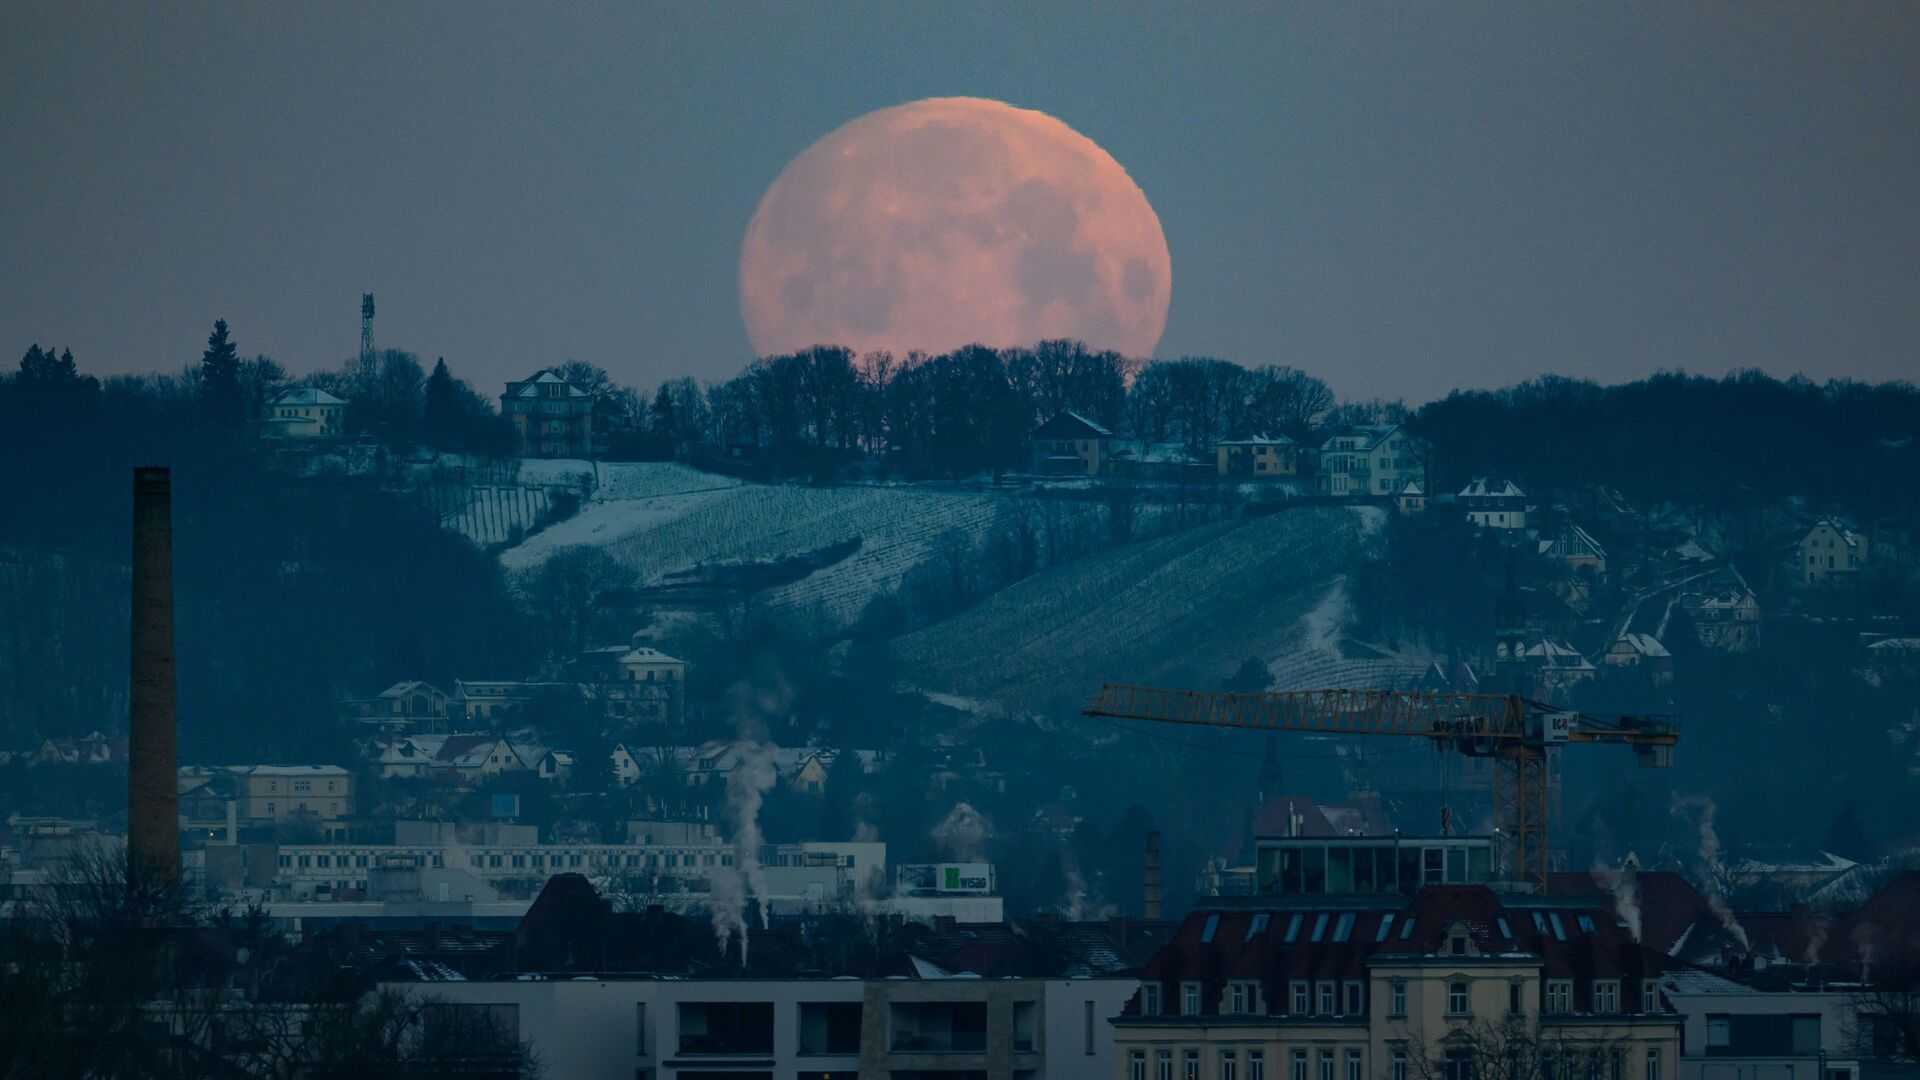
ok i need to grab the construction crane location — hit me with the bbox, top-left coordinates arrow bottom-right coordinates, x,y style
1081,684 -> 1678,893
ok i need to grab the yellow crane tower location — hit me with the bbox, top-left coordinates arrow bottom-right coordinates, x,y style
1081,683 -> 1678,893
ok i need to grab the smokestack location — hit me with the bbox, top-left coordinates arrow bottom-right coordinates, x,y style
1144,830 -> 1162,920
129,467 -> 179,884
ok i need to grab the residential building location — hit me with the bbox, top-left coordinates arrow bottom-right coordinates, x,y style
1660,969 -> 1876,1080
1030,411 -> 1115,476
1542,525 -> 1608,574
501,369 -> 594,458
1317,425 -> 1427,498
262,387 -> 345,439
452,679 -> 577,724
1114,880 -> 1682,1080
1460,478 -> 1531,529
1217,436 -> 1300,478
1799,520 -> 1870,586
1676,568 -> 1762,654
32,731 -> 120,766
177,765 -> 354,827
1520,639 -> 1599,691
341,680 -> 450,730
1397,480 -> 1428,514
1604,633 -> 1674,684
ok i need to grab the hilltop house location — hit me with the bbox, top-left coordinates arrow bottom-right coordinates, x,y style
451,679 -> 580,724
1029,411 -> 1113,476
1317,424 -> 1427,497
1521,638 -> 1598,691
1676,568 -> 1762,653
1396,480 -> 1427,514
341,680 -> 450,730
501,369 -> 594,458
1798,518 -> 1870,585
262,387 -> 345,439
1216,434 -> 1298,478
1460,477 -> 1531,529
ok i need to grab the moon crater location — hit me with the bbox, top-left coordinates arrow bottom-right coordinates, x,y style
740,97 -> 1171,359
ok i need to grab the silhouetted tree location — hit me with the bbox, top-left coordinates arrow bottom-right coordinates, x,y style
199,318 -> 244,427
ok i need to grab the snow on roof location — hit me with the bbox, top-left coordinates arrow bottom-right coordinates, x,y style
1400,480 -> 1425,496
271,387 -> 346,406
378,680 -> 442,699
1616,632 -> 1671,658
1868,637 -> 1920,652
1662,969 -> 1758,994
1217,433 -> 1295,447
1523,639 -> 1595,669
620,646 -> 685,665
505,369 -> 591,398
1031,410 -> 1113,438
1805,518 -> 1864,548
235,764 -> 352,777
1460,477 -> 1526,498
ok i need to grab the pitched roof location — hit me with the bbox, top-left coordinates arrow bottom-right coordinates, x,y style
505,369 -> 590,399
1614,633 -> 1671,658
1218,434 -> 1295,447
271,387 -> 346,406
1460,477 -> 1526,498
1031,410 -> 1113,439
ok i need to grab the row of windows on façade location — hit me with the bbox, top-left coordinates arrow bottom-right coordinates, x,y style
1115,887 -> 1682,1080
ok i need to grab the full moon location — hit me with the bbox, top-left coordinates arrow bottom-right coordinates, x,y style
740,97 -> 1172,360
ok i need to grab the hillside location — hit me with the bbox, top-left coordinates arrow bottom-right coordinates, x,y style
889,505 -> 1414,710
500,465 -> 1106,625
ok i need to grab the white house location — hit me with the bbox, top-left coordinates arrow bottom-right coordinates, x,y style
1798,519 -> 1870,585
1459,477 -> 1530,529
262,387 -> 345,439
1317,424 -> 1427,498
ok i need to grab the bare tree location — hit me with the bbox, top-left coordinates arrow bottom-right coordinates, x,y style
1398,1015 -> 1634,1080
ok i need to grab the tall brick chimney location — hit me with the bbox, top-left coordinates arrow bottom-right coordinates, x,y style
128,466 -> 179,883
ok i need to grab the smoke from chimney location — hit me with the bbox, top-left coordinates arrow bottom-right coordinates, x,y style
128,467 -> 179,884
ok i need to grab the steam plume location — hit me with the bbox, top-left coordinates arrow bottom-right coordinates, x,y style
1592,862 -> 1643,943
932,802 -> 991,861
1672,794 -> 1750,952
710,674 -> 789,966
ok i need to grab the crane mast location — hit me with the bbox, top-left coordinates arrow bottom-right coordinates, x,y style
1082,683 -> 1677,893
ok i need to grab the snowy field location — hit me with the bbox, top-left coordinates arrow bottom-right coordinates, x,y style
497,462 -> 1106,624
891,507 -> 1381,709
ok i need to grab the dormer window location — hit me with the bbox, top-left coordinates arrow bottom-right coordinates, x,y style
1450,933 -> 1470,956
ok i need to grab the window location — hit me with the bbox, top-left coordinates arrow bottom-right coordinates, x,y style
1447,980 -> 1471,1016
635,1003 -> 646,1054
1160,1050 -> 1175,1080
1548,913 -> 1567,942
1509,981 -> 1524,1015
1319,1049 -> 1335,1080
1791,1015 -> 1821,1056
1577,915 -> 1596,935
1012,1001 -> 1037,1053
1201,913 -> 1221,942
1187,1049 -> 1202,1080
1229,981 -> 1255,1015
1390,979 -> 1407,1017
1347,1049 -> 1363,1080
1143,984 -> 1162,1015
1131,1050 -> 1148,1080
1611,1050 -> 1627,1080
1333,913 -> 1356,942
1084,1000 -> 1095,1055
1391,1050 -> 1409,1080
1640,981 -> 1659,1014
1292,1048 -> 1308,1080
1183,982 -> 1202,1016
1644,1049 -> 1659,1080
1317,981 -> 1335,1016
889,1002 -> 985,1053
1450,933 -> 1469,956
1311,913 -> 1330,942
1706,1016 -> 1730,1049
797,1001 -> 861,1055
1222,1050 -> 1239,1080
1377,914 -> 1396,942
678,1002 -> 774,1055
1284,914 -> 1304,943
1248,913 -> 1270,940
1545,980 -> 1572,1015
1344,980 -> 1362,1016
1250,1050 -> 1264,1080
1291,981 -> 1310,1015
1444,1052 -> 1474,1080
1400,918 -> 1417,941
1592,980 -> 1619,1014
1496,917 -> 1512,939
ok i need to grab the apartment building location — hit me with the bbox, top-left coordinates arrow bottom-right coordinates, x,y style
386,973 -> 1138,1080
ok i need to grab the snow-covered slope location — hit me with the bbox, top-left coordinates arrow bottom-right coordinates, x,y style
891,506 -> 1386,708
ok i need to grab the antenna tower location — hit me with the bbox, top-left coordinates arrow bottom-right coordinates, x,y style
359,292 -> 376,378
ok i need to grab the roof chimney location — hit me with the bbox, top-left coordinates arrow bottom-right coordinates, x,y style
1144,830 -> 1162,920
128,467 -> 179,884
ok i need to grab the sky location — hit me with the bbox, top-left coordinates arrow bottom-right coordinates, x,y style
3,2 -> 1916,403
